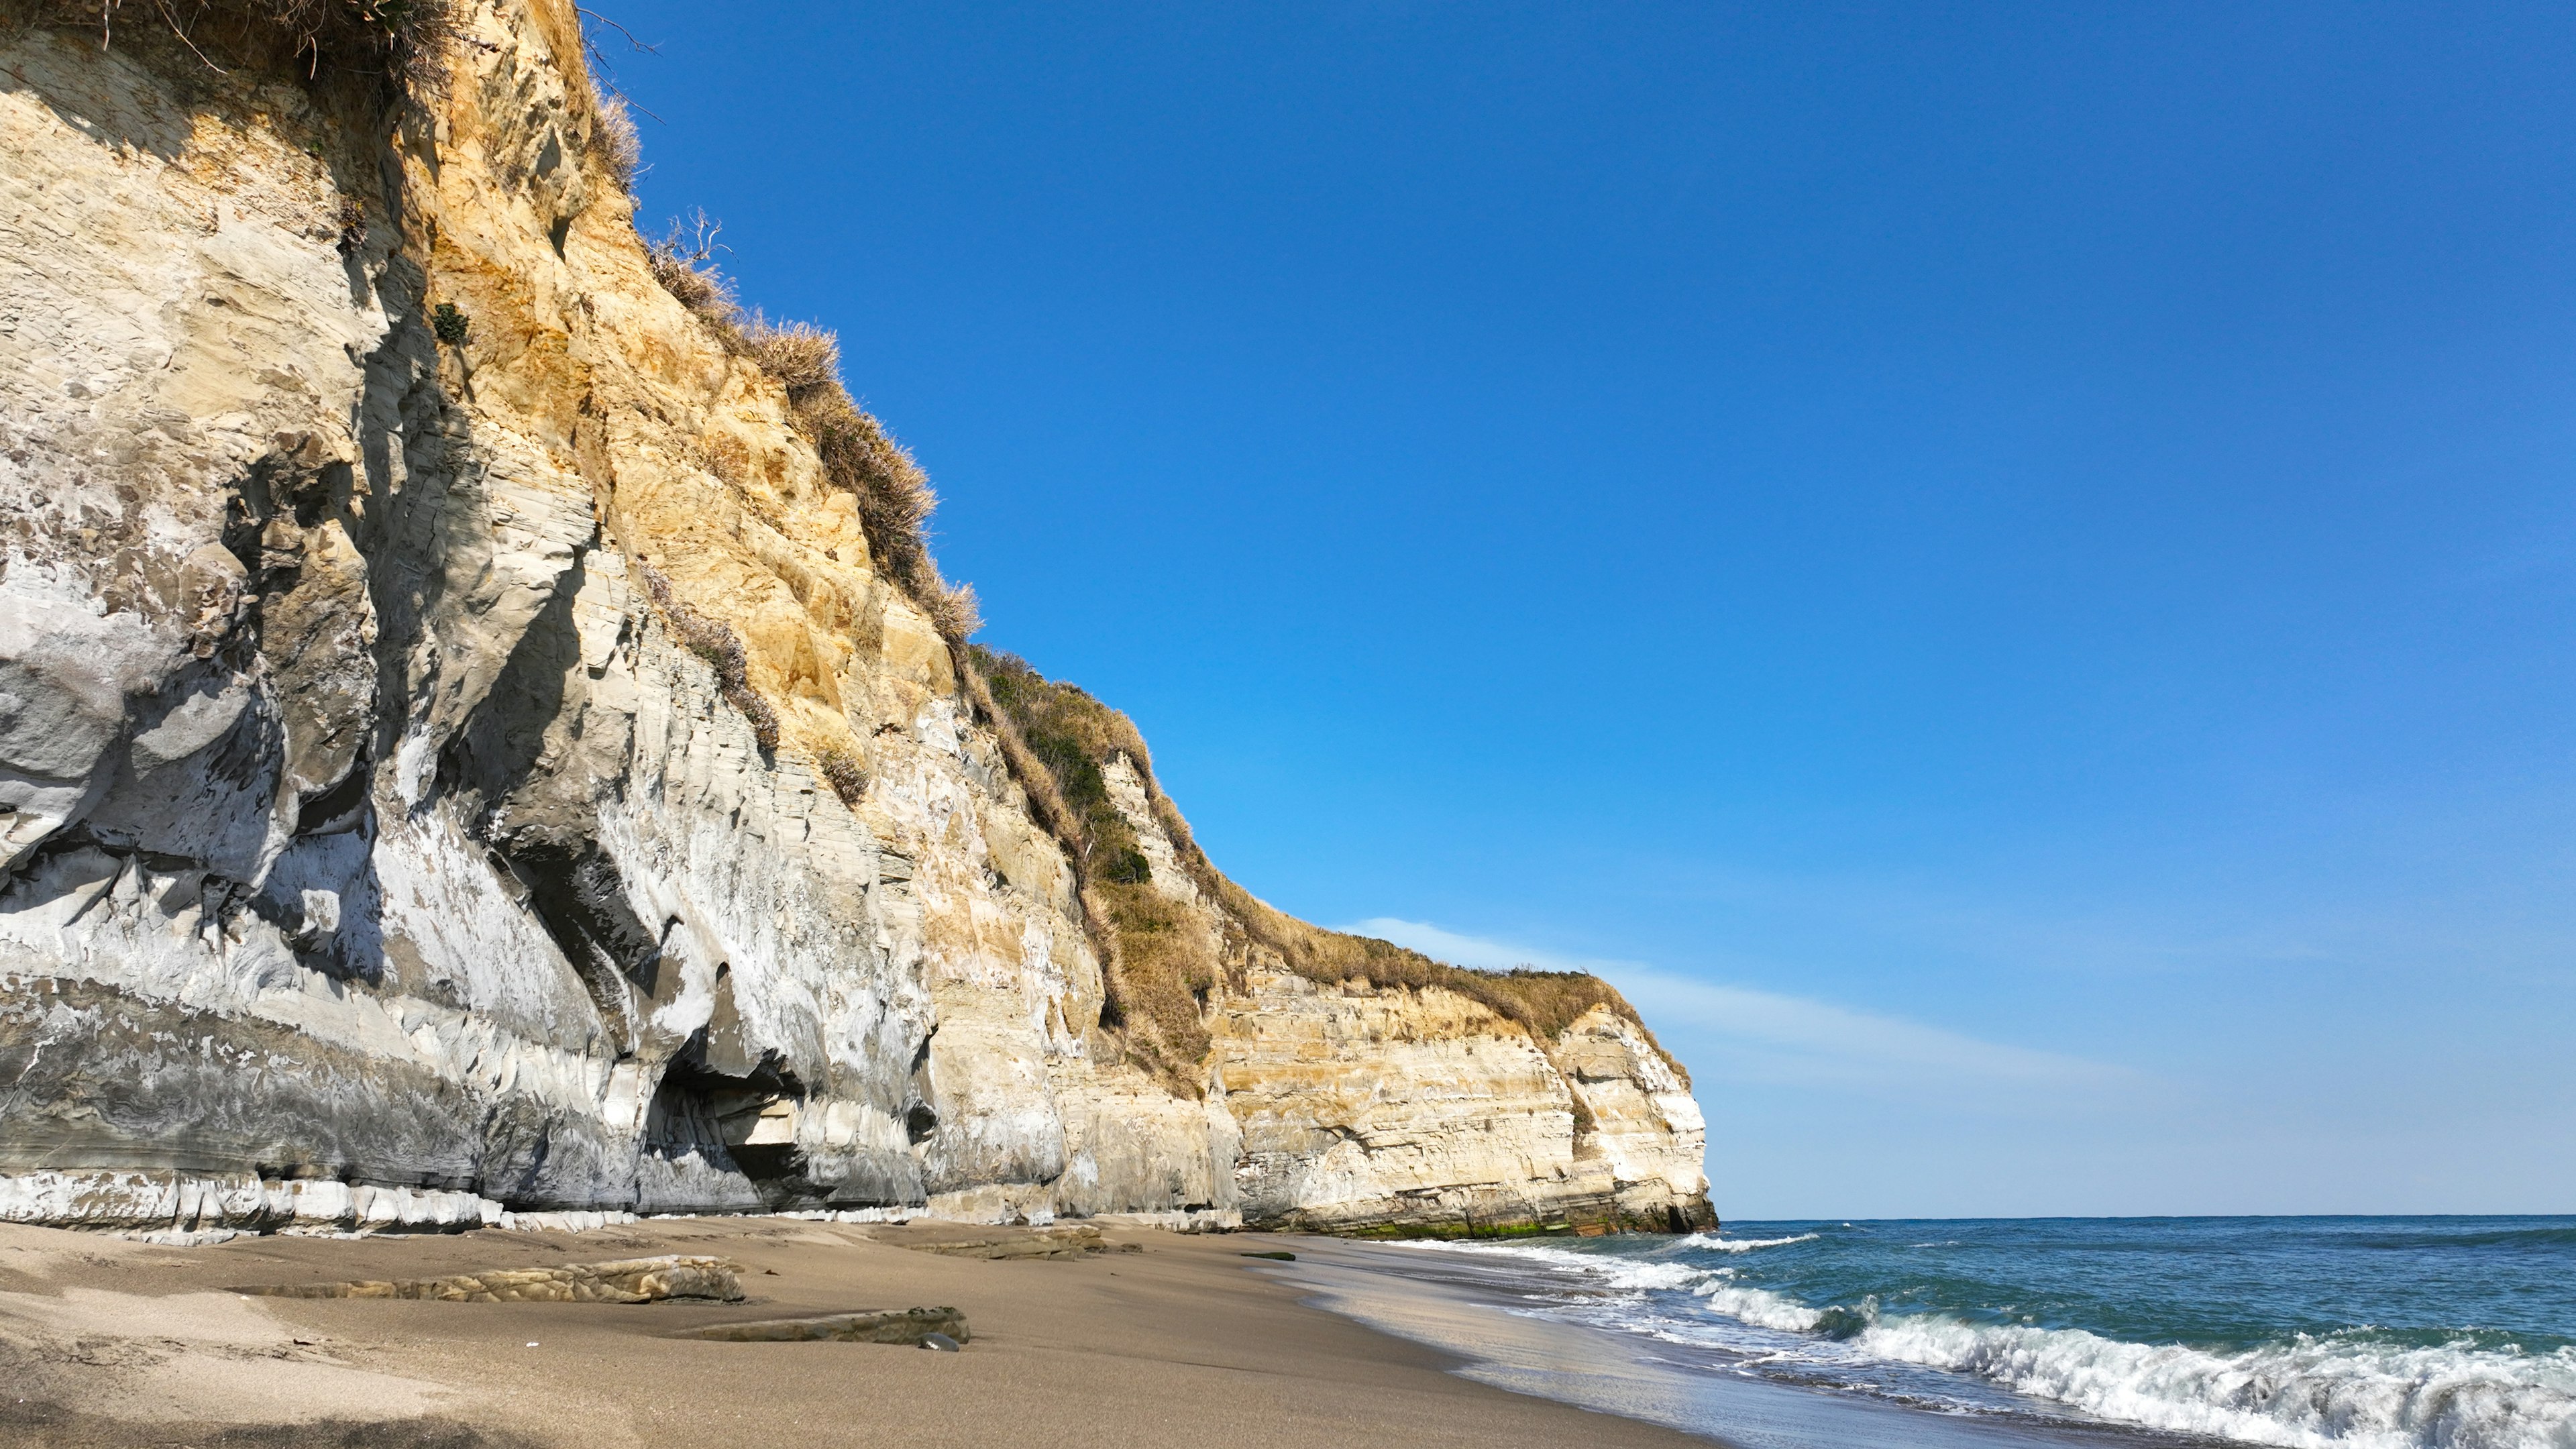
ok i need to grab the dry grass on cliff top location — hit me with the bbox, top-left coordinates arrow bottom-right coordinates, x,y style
643,211 -> 981,645
21,0 -> 461,93
963,647 -> 1683,1089
1220,881 -> 1684,1086
23,1 -> 646,201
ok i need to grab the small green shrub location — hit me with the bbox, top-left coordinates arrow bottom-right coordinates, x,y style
430,301 -> 470,345
960,646 -> 1218,1083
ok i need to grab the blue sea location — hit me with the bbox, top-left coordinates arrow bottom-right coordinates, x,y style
1275,1217 -> 2576,1449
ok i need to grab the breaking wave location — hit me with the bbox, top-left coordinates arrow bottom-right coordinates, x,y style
1686,1231 -> 1821,1254
1693,1275 -> 2576,1447
1396,1228 -> 2576,1449
1835,1295 -> 2576,1449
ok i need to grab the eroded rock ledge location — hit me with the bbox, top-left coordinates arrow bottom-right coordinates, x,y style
232,1254 -> 743,1303
0,1 -> 1710,1237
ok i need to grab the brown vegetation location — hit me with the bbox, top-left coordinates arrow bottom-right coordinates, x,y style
965,647 -> 1219,1083
587,87 -> 639,186
21,0 -> 460,93
641,213 -> 980,644
963,647 -> 1680,1089
635,562 -> 780,753
1218,887 -> 1676,1076
816,745 -> 867,806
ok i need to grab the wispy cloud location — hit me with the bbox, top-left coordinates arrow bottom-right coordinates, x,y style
1345,917 -> 2135,1095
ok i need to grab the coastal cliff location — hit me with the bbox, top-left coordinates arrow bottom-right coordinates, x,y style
0,1 -> 1710,1236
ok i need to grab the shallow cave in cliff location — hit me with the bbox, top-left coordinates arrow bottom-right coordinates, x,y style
642,1051 -> 819,1212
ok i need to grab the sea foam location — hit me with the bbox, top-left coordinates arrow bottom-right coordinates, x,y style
1701,1279 -> 2576,1448
1686,1231 -> 1822,1254
1851,1313 -> 2576,1449
1404,1237 -> 2576,1449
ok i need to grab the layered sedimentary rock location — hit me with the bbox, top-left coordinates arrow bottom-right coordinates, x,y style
233,1255 -> 744,1303
0,1 -> 1709,1235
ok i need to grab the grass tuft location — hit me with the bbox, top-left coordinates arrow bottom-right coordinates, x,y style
641,213 -> 978,645
636,562 -> 780,753
589,88 -> 641,189
816,745 -> 867,806
647,208 -> 737,319
743,314 -> 841,396
924,578 -> 981,640
335,197 -> 368,254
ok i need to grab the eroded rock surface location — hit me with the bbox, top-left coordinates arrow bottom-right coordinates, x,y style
672,1306 -> 968,1345
882,1223 -> 1137,1260
231,1254 -> 743,1303
0,2 -> 1709,1237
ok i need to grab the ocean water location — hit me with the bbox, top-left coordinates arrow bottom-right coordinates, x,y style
1293,1217 -> 2576,1449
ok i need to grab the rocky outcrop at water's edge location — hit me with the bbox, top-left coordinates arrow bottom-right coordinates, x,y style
0,0 -> 1710,1238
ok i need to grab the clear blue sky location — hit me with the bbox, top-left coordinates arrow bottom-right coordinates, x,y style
597,1 -> 2576,1218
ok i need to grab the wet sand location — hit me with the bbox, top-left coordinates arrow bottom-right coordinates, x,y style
0,1216 -> 1719,1448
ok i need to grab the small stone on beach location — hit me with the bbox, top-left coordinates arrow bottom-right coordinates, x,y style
919,1333 -> 961,1352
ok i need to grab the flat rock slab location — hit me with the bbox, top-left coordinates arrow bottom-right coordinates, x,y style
671,1307 -> 970,1345
885,1224 -> 1140,1260
229,1254 -> 745,1303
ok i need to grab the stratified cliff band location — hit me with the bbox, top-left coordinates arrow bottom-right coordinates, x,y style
0,0 -> 1710,1238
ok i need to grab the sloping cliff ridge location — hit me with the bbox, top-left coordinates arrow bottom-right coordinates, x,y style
0,1 -> 1710,1236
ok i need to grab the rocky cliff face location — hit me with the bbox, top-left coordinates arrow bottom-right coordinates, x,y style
0,1 -> 1711,1237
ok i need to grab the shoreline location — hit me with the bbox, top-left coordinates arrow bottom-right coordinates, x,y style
5,1216 -> 2550,1449
1276,1236 -> 2208,1449
0,1216 -> 1718,1448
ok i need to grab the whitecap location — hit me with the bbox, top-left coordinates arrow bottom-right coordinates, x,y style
1688,1278 -> 1830,1334
1687,1231 -> 1821,1254
1397,1238 -> 1721,1294
1407,1231 -> 2576,1449
1843,1314 -> 2576,1449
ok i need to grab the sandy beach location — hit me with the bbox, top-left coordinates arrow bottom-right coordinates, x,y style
0,1217 -> 1713,1449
